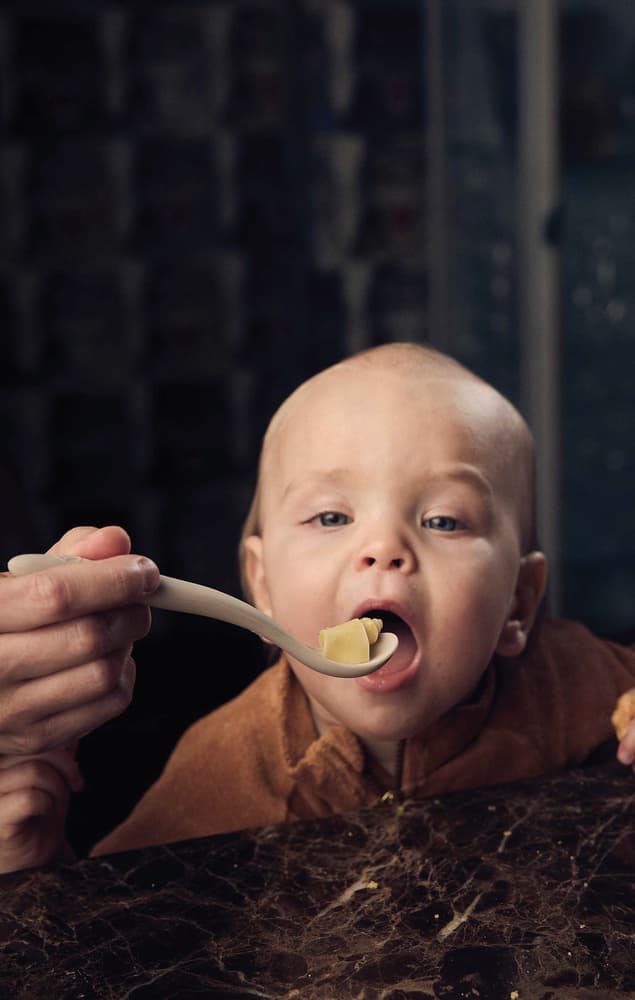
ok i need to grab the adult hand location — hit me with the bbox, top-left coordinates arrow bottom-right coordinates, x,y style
0,525 -> 159,756
0,746 -> 82,873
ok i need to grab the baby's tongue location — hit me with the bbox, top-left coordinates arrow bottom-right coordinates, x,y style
373,614 -> 416,675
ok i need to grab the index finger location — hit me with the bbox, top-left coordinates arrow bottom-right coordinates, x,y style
0,555 -> 160,633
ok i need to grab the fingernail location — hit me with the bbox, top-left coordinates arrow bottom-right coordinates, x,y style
136,557 -> 160,593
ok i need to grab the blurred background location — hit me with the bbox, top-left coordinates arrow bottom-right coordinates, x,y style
0,0 -> 634,852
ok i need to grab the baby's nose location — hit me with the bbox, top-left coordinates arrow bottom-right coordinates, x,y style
356,533 -> 417,572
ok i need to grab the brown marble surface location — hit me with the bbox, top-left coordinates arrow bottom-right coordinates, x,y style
1,763 -> 634,999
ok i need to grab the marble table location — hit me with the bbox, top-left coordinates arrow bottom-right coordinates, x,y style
1,763 -> 634,999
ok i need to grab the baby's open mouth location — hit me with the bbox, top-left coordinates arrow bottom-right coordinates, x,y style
363,609 -> 417,675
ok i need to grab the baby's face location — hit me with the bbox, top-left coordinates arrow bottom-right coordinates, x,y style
245,364 -> 542,749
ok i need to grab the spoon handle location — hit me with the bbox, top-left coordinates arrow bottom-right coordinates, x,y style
150,574 -> 299,651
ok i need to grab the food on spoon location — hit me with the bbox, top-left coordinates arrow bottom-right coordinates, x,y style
611,688 -> 635,740
318,617 -> 383,664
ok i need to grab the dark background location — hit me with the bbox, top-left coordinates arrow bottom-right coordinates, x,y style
0,0 -> 634,853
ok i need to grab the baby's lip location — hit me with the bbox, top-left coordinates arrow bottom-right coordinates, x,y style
351,598 -> 416,630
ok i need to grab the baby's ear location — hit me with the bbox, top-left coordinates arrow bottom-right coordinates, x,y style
241,535 -> 273,616
496,551 -> 548,657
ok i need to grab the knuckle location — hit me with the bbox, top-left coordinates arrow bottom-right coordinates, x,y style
28,570 -> 74,619
131,605 -> 152,640
77,607 -> 148,660
0,701 -> 46,756
87,658 -> 120,698
11,728 -> 49,757
110,562 -> 142,605
13,787 -> 48,818
112,685 -> 133,714
111,689 -> 133,717
109,668 -> 135,714
13,759 -> 44,785
74,615 -> 112,660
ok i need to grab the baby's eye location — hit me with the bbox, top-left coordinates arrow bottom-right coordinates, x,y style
423,515 -> 462,532
315,511 -> 351,528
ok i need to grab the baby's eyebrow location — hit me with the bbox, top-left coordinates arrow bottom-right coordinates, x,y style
427,464 -> 495,501
281,468 -> 353,502
281,465 -> 495,504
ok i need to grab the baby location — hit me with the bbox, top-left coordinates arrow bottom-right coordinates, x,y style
240,341 -> 545,773
1,342 -> 635,871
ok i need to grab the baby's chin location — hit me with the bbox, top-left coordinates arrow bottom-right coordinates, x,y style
320,696 -> 438,746
288,660 -> 440,742
354,714 -> 434,745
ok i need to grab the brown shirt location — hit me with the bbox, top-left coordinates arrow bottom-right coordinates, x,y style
92,618 -> 635,856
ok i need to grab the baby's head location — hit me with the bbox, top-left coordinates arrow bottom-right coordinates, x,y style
240,343 -> 547,764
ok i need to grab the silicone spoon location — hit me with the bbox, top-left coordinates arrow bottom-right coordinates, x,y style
7,553 -> 398,679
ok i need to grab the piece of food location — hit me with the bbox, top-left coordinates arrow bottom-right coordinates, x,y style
611,689 -> 635,740
360,617 -> 382,643
318,617 -> 383,664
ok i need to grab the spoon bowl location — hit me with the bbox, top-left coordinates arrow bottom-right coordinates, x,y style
8,553 -> 398,678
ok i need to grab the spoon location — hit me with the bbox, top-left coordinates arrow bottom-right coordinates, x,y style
7,553 -> 398,679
